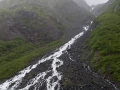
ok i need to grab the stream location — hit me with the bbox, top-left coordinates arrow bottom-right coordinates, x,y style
0,21 -> 119,90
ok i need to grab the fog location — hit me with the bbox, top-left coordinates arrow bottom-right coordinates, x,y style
0,0 -> 109,6
85,0 -> 109,6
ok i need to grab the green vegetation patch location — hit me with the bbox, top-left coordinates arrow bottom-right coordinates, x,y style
0,38 -> 63,81
87,0 -> 120,82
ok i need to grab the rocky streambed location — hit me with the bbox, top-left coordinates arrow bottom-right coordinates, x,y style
0,21 -> 119,90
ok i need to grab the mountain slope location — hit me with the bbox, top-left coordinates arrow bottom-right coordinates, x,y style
0,0 -> 94,82
91,0 -> 115,16
73,0 -> 91,11
82,0 -> 120,87
0,0 -> 94,41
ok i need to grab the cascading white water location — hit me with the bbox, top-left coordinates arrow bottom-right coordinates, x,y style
0,22 -> 91,90
2,21 -> 118,90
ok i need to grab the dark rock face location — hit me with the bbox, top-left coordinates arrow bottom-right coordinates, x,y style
14,10 -> 62,42
53,0 -> 94,41
0,9 -> 62,42
0,0 -> 94,42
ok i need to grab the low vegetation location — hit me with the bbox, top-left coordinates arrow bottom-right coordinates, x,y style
0,38 -> 63,81
0,1 -> 65,82
87,0 -> 120,82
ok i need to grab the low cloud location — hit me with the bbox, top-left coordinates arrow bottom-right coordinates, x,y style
85,0 -> 109,5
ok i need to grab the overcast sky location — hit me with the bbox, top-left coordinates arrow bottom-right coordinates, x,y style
85,0 -> 109,6
0,0 -> 109,6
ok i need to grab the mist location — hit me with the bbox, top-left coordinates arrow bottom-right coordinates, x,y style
0,0 -> 109,6
85,0 -> 109,6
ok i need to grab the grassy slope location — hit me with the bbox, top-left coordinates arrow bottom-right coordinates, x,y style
0,38 -> 63,81
0,3 -> 64,81
87,0 -> 120,82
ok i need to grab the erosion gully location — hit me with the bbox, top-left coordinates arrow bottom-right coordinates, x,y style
0,21 -> 119,90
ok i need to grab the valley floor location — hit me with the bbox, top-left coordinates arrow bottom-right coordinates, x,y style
0,23 -> 119,90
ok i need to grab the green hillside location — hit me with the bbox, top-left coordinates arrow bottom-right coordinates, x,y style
0,2 -> 64,81
0,38 -> 63,81
86,0 -> 120,82
0,0 -> 94,82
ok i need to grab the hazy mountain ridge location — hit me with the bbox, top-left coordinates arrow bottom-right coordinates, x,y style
0,0 -> 90,10
91,0 -> 115,16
